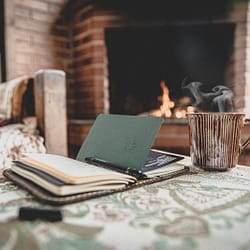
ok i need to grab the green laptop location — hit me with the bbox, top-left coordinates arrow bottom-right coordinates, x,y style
76,114 -> 164,171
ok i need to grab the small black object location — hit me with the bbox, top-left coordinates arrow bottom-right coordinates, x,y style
18,206 -> 63,222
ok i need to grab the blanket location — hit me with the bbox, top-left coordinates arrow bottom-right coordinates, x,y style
0,123 -> 46,171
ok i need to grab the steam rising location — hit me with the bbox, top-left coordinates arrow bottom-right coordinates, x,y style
182,80 -> 234,112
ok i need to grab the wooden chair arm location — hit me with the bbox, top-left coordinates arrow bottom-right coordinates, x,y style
34,69 -> 68,156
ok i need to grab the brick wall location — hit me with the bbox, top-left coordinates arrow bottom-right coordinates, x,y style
4,0 -> 76,117
69,1 -> 127,118
230,1 -> 250,117
244,1 -> 250,117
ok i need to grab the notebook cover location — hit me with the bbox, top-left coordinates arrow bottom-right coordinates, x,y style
76,114 -> 164,171
3,168 -> 189,206
13,161 -> 66,186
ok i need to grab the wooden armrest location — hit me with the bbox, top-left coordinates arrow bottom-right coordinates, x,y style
34,70 -> 68,156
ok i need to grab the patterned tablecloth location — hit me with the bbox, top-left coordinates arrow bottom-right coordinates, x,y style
0,165 -> 250,250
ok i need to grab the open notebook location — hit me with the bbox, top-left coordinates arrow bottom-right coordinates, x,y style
3,114 -> 190,204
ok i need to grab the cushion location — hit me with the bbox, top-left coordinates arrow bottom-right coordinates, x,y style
0,76 -> 28,122
11,78 -> 29,122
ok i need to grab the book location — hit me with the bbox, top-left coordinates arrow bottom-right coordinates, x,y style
9,149 -> 188,196
11,155 -> 136,196
4,114 -> 190,199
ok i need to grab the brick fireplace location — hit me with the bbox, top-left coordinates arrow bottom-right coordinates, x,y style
68,0 -> 250,119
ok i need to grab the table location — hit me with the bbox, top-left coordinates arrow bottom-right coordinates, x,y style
0,165 -> 250,250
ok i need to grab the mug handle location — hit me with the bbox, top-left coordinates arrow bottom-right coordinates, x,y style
240,118 -> 250,154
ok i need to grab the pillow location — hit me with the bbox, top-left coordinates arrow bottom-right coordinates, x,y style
11,78 -> 29,122
0,76 -> 28,121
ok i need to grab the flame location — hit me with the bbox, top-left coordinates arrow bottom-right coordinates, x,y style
151,80 -> 195,118
158,81 -> 175,117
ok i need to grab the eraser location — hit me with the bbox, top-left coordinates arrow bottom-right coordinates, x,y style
18,206 -> 63,222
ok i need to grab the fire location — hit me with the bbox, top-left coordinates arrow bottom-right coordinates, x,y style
159,81 -> 175,117
151,80 -> 195,118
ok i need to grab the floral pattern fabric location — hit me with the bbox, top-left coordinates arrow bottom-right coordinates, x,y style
0,123 -> 46,171
0,165 -> 250,249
